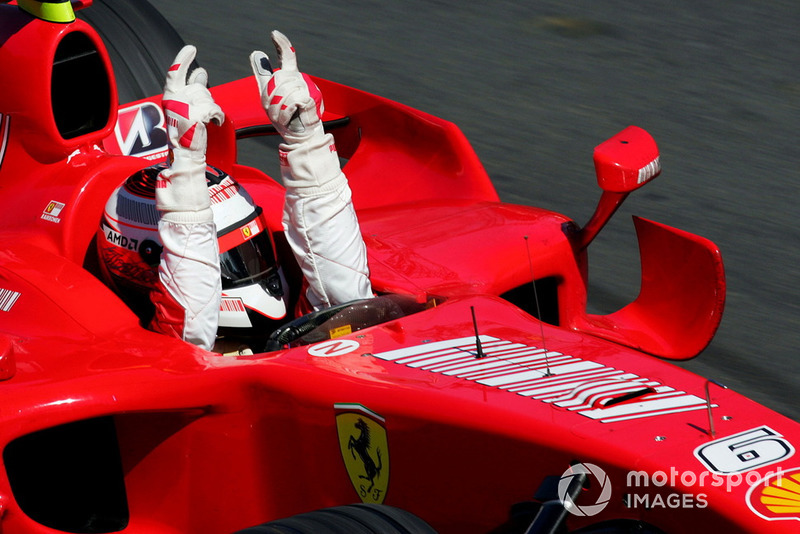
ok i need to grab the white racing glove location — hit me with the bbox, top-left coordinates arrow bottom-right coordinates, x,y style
250,31 -> 372,310
250,30 -> 343,192
158,45 -> 225,222
250,30 -> 324,144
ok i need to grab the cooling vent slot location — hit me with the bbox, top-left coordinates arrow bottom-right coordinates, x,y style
600,387 -> 657,408
3,416 -> 129,533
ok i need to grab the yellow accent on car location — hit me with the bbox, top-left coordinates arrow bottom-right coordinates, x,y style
17,0 -> 76,24
335,404 -> 389,504
330,324 -> 353,339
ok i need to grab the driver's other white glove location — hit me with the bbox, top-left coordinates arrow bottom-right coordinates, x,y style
250,31 -> 372,310
157,44 -> 224,223
250,30 -> 324,145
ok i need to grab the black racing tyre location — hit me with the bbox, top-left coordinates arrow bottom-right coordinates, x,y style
233,503 -> 438,534
77,0 -> 187,104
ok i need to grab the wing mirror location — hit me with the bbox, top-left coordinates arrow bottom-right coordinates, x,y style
574,126 -> 661,250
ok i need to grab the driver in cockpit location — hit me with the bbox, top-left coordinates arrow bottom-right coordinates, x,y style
97,31 -> 373,352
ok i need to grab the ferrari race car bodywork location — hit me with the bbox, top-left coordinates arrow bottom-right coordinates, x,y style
0,2 -> 798,533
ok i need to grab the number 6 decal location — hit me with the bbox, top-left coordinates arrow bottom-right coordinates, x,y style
695,426 -> 794,474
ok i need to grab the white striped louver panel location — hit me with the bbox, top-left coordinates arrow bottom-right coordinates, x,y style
373,335 -> 709,423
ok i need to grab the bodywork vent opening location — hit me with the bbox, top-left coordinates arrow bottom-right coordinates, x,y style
3,416 -> 129,533
52,31 -> 111,140
501,277 -> 560,326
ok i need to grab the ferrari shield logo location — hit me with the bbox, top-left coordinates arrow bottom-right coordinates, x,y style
335,403 -> 389,504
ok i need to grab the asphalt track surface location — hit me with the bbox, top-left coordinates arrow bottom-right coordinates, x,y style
155,2 -> 800,421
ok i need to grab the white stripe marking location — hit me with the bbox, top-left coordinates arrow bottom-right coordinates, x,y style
373,336 -> 709,423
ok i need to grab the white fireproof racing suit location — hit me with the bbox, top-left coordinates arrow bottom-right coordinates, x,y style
150,40 -> 372,351
252,30 -> 373,311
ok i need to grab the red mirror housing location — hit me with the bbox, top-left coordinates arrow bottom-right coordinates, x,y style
594,125 -> 661,193
574,126 -> 661,250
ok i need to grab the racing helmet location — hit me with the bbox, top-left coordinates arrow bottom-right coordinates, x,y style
97,163 -> 288,334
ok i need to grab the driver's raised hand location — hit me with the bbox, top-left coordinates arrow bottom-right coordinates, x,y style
162,45 -> 224,160
158,45 -> 224,215
250,31 -> 325,145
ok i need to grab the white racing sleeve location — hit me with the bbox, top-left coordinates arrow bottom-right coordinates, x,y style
149,45 -> 224,350
150,150 -> 221,351
251,30 -> 372,311
281,133 -> 372,310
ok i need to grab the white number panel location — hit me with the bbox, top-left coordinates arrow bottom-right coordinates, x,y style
695,426 -> 794,474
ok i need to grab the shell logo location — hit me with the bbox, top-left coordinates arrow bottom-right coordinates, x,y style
747,467 -> 800,522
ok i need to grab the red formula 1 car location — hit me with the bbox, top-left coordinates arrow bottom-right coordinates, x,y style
1,2 -> 799,533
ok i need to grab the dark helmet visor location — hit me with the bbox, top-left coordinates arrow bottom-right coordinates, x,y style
219,230 -> 280,291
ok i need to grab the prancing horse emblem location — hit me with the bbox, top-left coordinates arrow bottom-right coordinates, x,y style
335,403 -> 389,504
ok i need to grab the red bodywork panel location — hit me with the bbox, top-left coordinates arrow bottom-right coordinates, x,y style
0,5 -> 793,534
